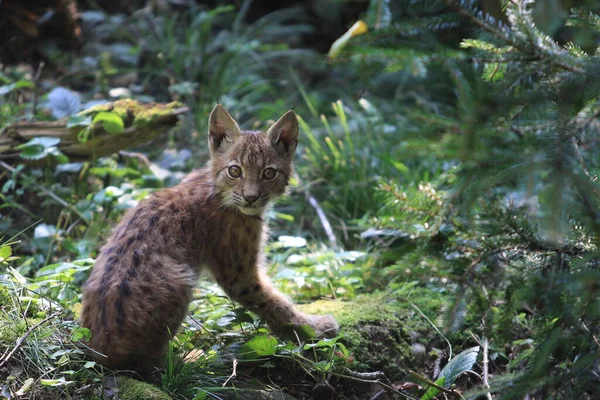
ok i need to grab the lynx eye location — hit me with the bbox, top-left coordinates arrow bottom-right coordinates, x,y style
228,165 -> 242,178
262,168 -> 277,181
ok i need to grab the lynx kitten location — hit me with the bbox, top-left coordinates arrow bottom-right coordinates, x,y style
80,104 -> 338,376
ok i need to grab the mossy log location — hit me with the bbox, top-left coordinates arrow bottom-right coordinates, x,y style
0,99 -> 188,162
299,290 -> 444,380
117,378 -> 173,400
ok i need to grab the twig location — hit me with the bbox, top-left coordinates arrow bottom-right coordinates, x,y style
188,315 -> 217,340
579,105 -> 600,132
332,368 -> 419,400
0,161 -> 89,225
410,302 -> 453,361
433,353 -> 442,378
370,390 -> 386,400
306,193 -> 338,250
409,370 -> 465,399
222,358 -> 238,387
31,62 -> 45,117
343,369 -> 387,381
118,150 -> 151,167
482,336 -> 493,400
580,319 -> 600,349
0,312 -> 60,369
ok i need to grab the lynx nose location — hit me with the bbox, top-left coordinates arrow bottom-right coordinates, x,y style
243,192 -> 259,205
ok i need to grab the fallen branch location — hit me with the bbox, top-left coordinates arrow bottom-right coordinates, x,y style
222,358 -> 238,387
482,336 -> 493,400
409,370 -> 465,399
343,369 -> 387,381
369,390 -> 386,400
306,193 -> 338,250
0,99 -> 188,162
0,312 -> 60,370
333,368 -> 418,399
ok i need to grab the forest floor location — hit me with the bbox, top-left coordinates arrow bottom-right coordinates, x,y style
3,2 -> 599,399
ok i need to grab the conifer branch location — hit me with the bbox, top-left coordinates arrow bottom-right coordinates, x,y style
443,0 -> 584,73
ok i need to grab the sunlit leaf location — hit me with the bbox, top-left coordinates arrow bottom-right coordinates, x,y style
15,378 -> 34,396
67,115 -> 92,128
92,111 -> 125,134
239,335 -> 278,359
0,246 -> 12,262
40,377 -> 73,387
71,327 -> 92,342
420,377 -> 445,400
438,346 -> 480,387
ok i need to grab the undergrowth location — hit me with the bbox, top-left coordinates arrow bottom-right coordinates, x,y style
2,0 -> 600,399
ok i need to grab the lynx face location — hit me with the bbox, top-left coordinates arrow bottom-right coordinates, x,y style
208,105 -> 299,216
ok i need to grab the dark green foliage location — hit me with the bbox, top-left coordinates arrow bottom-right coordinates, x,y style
335,0 -> 600,398
2,0 -> 600,399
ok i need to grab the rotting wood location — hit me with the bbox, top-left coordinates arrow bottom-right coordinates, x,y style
0,99 -> 189,162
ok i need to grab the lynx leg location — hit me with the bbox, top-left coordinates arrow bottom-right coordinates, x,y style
212,265 -> 338,338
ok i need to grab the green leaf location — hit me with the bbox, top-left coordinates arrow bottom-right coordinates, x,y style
71,327 -> 92,342
48,148 -> 69,164
40,377 -> 73,387
420,377 -> 445,400
57,354 -> 70,366
16,137 -> 61,149
89,166 -> 141,178
194,391 -> 208,400
303,337 -> 340,350
15,378 -> 35,396
439,346 -> 480,388
277,323 -> 316,340
239,335 -> 278,359
0,79 -> 31,95
18,145 -> 46,160
15,137 -> 62,160
15,80 -> 34,89
35,262 -> 82,277
0,245 -> 12,262
67,115 -> 92,128
92,111 -> 125,134
233,309 -> 255,324
0,83 -> 16,96
83,361 -> 96,369
77,126 -> 93,143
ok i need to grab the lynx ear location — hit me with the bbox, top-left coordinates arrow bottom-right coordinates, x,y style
266,110 -> 299,159
208,104 -> 241,154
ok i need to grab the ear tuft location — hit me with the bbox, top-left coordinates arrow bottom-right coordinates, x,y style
208,104 -> 241,154
266,110 -> 299,159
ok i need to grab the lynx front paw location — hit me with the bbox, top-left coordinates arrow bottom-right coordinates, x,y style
306,314 -> 339,338
273,313 -> 339,340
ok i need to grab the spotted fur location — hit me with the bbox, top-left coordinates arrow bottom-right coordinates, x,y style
80,105 -> 338,376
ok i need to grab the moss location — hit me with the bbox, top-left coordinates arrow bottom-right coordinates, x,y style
0,319 -> 28,348
79,99 -> 184,129
130,101 -> 184,127
298,290 -> 444,379
0,285 -> 10,307
0,286 -> 45,318
118,378 -> 172,400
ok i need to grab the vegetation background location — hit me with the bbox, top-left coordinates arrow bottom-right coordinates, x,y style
1,0 -> 599,399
